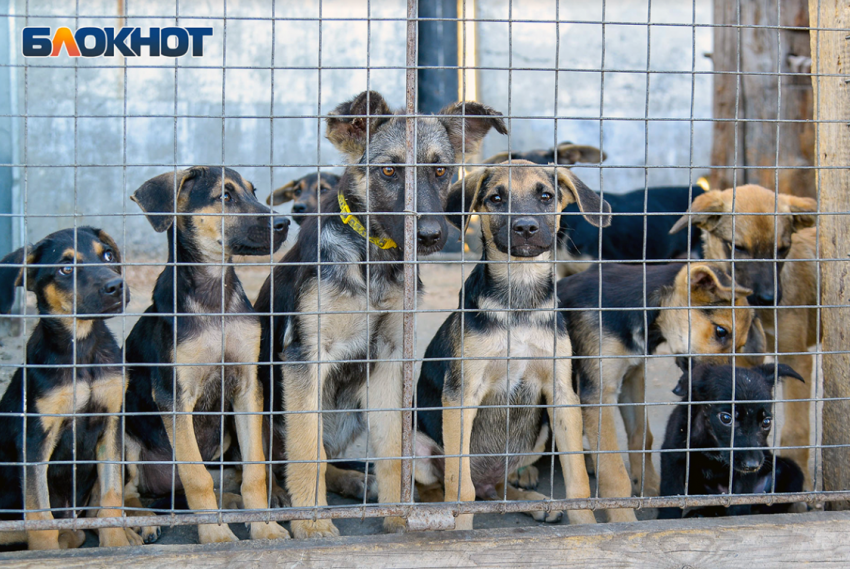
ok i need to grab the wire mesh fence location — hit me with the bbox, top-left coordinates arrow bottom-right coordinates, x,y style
0,0 -> 846,549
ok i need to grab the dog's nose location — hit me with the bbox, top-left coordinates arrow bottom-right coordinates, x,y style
741,456 -> 763,471
512,217 -> 539,239
101,277 -> 124,298
417,225 -> 443,248
751,290 -> 779,306
292,203 -> 307,214
273,216 -> 290,233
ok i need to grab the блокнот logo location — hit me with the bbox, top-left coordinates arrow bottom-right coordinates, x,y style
22,27 -> 213,57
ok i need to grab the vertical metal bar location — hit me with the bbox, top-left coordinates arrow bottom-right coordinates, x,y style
401,0 -> 418,507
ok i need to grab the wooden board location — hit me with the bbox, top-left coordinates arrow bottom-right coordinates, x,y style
2,511 -> 850,568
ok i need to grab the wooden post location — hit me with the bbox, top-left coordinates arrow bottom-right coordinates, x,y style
809,0 -> 850,509
711,0 -> 815,198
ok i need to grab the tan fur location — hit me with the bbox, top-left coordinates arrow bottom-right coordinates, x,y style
675,185 -> 819,488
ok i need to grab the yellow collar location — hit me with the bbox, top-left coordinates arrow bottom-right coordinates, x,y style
337,193 -> 398,250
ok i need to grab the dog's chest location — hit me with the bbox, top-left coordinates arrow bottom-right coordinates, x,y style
474,325 -> 561,393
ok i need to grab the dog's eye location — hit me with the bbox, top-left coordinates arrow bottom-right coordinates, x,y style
541,192 -> 553,202
57,265 -> 73,276
762,416 -> 772,430
733,244 -> 747,256
222,192 -> 232,203
294,189 -> 302,197
435,167 -> 447,177
382,167 -> 396,178
715,325 -> 729,340
777,246 -> 790,258
102,251 -> 114,262
490,194 -> 503,204
718,412 -> 733,426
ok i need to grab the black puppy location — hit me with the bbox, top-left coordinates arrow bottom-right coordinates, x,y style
0,227 -> 139,550
558,185 -> 705,273
124,166 -> 290,544
266,172 -> 341,225
658,364 -> 805,519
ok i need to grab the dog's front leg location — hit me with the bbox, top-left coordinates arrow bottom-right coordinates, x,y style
618,365 -> 660,497
442,362 -> 485,531
93,374 -> 141,547
24,424 -> 62,550
283,359 -> 337,539
162,367 -> 239,544
232,363 -> 290,540
362,354 -> 405,533
544,355 -> 596,524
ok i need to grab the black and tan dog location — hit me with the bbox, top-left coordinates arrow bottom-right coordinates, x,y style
266,172 -> 341,225
658,363 -> 804,519
255,91 -> 507,538
670,184 -> 818,488
123,166 -> 290,544
0,227 -> 140,550
557,261 -> 757,522
414,162 -> 611,529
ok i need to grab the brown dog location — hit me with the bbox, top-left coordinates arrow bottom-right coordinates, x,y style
670,184 -> 818,488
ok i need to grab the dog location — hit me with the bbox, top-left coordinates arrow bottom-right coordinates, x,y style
557,261 -> 757,522
657,363 -> 805,519
0,227 -> 140,550
558,185 -> 705,275
254,90 -> 507,538
482,141 -> 605,166
123,166 -> 291,544
414,162 -> 611,529
670,184 -> 818,488
267,172 -> 341,225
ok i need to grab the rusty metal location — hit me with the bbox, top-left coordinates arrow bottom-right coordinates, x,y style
400,0 -> 418,509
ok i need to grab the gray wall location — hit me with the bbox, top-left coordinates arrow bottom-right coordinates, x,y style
9,0 -> 712,258
476,0 -> 714,194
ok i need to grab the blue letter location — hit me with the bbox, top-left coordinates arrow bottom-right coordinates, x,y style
75,27 -> 106,57
160,27 -> 189,57
105,27 -> 134,57
130,27 -> 160,57
186,27 -> 213,57
22,27 -> 51,57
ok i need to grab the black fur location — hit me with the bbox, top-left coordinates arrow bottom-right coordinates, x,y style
0,227 -> 127,523
658,364 -> 805,519
560,186 -> 704,262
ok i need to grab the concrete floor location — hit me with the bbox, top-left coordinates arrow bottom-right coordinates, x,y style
0,256 -> 817,547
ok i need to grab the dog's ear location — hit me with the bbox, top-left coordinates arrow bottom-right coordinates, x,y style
688,263 -> 753,303
672,370 -> 691,398
757,363 -> 805,388
445,168 -> 490,232
93,228 -> 123,274
0,243 -> 46,314
326,91 -> 393,162
670,190 -> 726,234
673,364 -> 714,400
779,194 -> 817,232
438,102 -> 508,159
267,180 -> 298,206
131,168 -> 200,232
556,168 -> 611,228
555,143 -> 606,165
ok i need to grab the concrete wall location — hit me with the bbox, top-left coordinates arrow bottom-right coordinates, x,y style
7,0 -> 712,258
476,0 -> 714,194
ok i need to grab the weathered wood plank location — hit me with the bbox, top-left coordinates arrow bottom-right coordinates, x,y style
711,0 -> 814,198
2,512 -> 850,568
810,0 -> 850,510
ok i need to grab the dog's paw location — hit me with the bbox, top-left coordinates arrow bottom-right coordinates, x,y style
197,523 -> 240,544
509,465 -> 539,489
57,529 -> 86,550
138,525 -> 162,544
631,472 -> 660,497
584,452 -> 596,476
383,516 -> 406,534
788,501 -> 808,514
220,492 -> 244,510
98,527 -> 133,548
250,521 -> 290,541
529,509 -> 563,523
291,519 -> 339,539
269,481 -> 291,509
